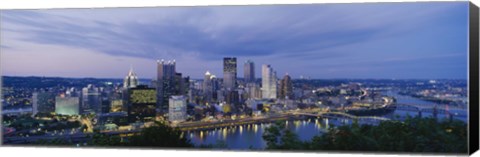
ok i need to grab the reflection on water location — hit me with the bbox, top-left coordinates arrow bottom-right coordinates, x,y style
187,118 -> 358,149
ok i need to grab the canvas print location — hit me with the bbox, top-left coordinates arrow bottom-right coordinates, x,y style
0,2 -> 472,154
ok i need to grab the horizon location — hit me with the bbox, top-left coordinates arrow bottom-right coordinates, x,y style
0,2 -> 469,80
1,75 -> 469,81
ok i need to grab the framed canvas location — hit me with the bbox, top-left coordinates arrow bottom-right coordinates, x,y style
1,1 -> 479,156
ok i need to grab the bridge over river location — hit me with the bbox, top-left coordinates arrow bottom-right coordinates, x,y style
174,111 -> 390,132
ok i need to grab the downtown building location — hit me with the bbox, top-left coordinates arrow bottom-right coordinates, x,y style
156,59 -> 189,118
244,60 -> 255,83
81,84 -> 101,115
32,91 -> 56,116
279,73 -> 294,99
169,95 -> 187,123
262,64 -> 277,99
203,71 -> 214,103
123,67 -> 139,88
55,95 -> 80,116
156,59 -> 177,116
223,57 -> 237,90
127,85 -> 157,123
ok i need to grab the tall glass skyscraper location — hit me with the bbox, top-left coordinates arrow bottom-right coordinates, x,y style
262,64 -> 277,99
81,84 -> 101,114
169,95 -> 187,123
279,74 -> 293,99
244,60 -> 255,83
203,71 -> 213,102
156,59 -> 176,116
223,57 -> 237,90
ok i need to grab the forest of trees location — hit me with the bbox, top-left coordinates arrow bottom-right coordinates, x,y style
262,117 -> 467,153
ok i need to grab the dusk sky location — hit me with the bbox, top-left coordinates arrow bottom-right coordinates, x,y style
0,2 -> 469,80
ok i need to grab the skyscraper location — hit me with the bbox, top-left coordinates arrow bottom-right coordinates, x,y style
123,67 -> 138,88
262,64 -> 277,99
279,73 -> 294,99
81,84 -> 101,114
169,95 -> 187,123
32,92 -> 56,116
244,60 -> 255,83
128,85 -> 157,123
203,71 -> 213,102
223,57 -> 237,90
156,59 -> 176,115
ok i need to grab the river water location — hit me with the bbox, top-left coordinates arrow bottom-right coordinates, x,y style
187,90 -> 468,149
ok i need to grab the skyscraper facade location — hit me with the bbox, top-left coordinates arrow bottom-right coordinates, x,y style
128,85 -> 156,123
32,92 -> 56,116
279,74 -> 294,99
168,95 -> 187,123
55,96 -> 80,116
223,57 -> 237,90
123,67 -> 138,89
156,59 -> 176,115
81,84 -> 101,114
203,71 -> 213,102
244,60 -> 255,83
262,64 -> 277,99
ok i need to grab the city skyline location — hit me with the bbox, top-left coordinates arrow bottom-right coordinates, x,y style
0,2 -> 469,80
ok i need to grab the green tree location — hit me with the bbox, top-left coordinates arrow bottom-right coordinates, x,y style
263,117 -> 467,153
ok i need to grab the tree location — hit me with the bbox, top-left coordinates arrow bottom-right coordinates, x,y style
87,121 -> 192,148
126,121 -> 192,148
263,117 -> 467,153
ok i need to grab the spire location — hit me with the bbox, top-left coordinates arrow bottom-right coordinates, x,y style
128,65 -> 135,76
205,70 -> 211,76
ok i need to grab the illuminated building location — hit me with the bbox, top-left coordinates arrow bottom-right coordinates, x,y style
32,92 -> 56,116
244,60 -> 255,83
123,67 -> 138,88
262,64 -> 277,99
110,99 -> 124,112
279,73 -> 293,99
81,84 -> 101,114
128,85 -> 157,123
203,71 -> 214,102
156,59 -> 176,116
169,95 -> 187,123
246,83 -> 262,99
55,96 -> 80,115
223,57 -> 237,90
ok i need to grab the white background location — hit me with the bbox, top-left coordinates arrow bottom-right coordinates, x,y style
0,0 -> 479,157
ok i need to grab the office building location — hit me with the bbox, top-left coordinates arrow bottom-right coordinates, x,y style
156,59 -> 177,115
223,57 -> 237,90
169,95 -> 187,123
246,83 -> 262,99
32,92 -> 56,116
123,67 -> 138,88
203,71 -> 214,102
55,96 -> 80,116
279,74 -> 294,99
244,60 -> 255,83
81,84 -> 101,114
262,64 -> 277,99
128,85 -> 157,123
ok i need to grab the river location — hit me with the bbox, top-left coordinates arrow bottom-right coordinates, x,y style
187,90 -> 469,149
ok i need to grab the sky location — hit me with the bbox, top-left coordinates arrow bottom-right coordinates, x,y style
0,2 -> 469,80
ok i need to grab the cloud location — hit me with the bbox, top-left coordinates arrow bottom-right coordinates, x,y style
0,2 -> 469,79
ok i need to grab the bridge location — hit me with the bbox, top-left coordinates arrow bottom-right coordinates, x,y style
293,111 -> 390,121
394,103 -> 467,118
174,114 -> 298,131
